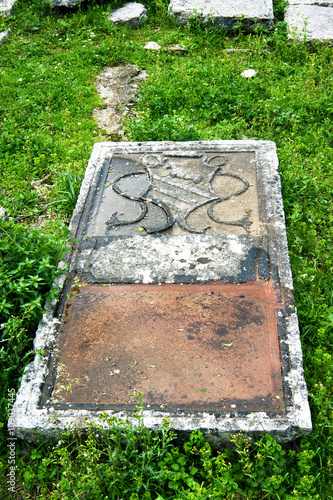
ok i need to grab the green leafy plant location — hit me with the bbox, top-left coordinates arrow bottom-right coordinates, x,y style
273,0 -> 289,22
0,221 -> 69,449
55,171 -> 84,215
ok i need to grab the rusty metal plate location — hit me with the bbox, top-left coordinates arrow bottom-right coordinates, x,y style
49,282 -> 284,413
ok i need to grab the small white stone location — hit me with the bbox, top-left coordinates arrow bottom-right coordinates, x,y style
144,41 -> 161,51
241,69 -> 256,78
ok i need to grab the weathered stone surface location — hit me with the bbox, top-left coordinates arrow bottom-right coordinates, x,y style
169,0 -> 274,30
0,0 -> 16,16
12,141 -> 311,444
144,41 -> 161,50
287,4 -> 333,40
289,0 -> 333,5
77,234 -> 270,283
49,0 -> 81,7
93,65 -> 147,138
109,2 -> 147,27
0,29 -> 9,46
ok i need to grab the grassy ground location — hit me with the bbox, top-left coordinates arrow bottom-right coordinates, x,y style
0,0 -> 332,498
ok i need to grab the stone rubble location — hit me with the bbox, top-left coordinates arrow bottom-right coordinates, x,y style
1,0 -> 332,42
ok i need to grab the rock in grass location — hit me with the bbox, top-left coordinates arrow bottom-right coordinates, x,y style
167,44 -> 188,54
0,0 -> 16,17
0,30 -> 10,46
226,48 -> 249,54
0,207 -> 9,222
144,41 -> 161,50
109,3 -> 147,27
241,69 -> 256,78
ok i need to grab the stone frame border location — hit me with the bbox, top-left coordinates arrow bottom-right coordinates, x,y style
11,141 -> 312,443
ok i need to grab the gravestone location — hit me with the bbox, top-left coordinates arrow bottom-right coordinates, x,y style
168,0 -> 274,30
11,141 -> 311,443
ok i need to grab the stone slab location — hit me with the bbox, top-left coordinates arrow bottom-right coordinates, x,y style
0,0 -> 16,16
168,0 -> 274,30
286,4 -> 333,40
109,3 -> 147,27
11,141 -> 311,444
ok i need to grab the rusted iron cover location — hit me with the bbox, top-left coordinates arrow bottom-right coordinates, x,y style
50,281 -> 284,413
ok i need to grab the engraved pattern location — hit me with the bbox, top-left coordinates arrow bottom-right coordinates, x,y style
105,152 -> 252,234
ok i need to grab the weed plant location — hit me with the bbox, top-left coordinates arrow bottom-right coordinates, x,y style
0,0 -> 332,498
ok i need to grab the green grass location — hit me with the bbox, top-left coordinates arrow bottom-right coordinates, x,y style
0,0 -> 332,498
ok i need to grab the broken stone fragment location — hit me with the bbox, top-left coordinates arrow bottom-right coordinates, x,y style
144,41 -> 162,50
167,44 -> 188,54
49,0 -> 82,6
109,3 -> 147,27
0,207 -> 9,221
0,0 -> 16,17
226,48 -> 249,54
0,30 -> 10,46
